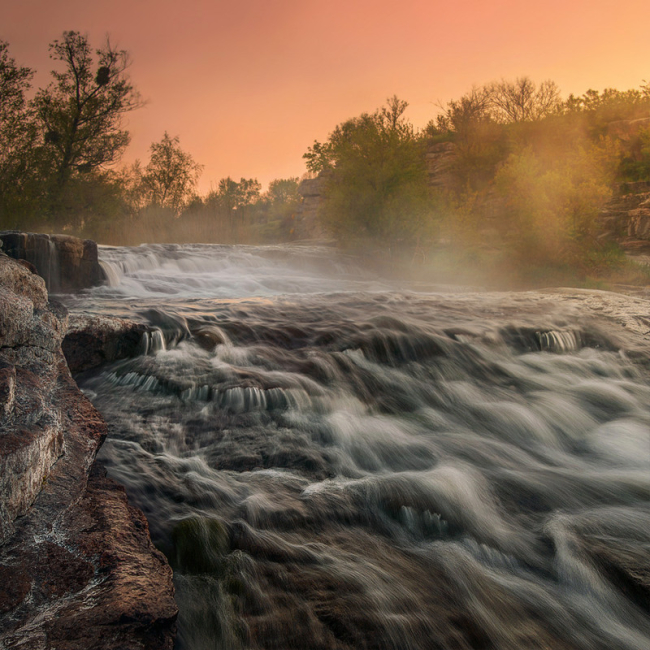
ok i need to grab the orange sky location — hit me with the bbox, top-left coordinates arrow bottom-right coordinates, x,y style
3,0 -> 650,193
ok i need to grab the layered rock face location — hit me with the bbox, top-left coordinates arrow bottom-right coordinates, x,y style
425,141 -> 457,187
294,178 -> 327,240
0,253 -> 176,648
626,189 -> 650,240
0,231 -> 106,293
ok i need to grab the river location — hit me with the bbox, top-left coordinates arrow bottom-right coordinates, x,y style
64,243 -> 650,650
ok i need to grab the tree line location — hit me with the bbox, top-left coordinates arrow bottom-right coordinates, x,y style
2,31 -> 650,284
306,78 -> 650,284
0,32 -> 301,244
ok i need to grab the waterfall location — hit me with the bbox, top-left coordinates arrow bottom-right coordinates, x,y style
29,235 -> 61,293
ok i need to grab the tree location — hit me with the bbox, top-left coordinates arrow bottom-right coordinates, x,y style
139,132 -> 203,213
495,142 -> 616,276
266,177 -> 299,203
209,177 -> 261,210
431,85 -> 506,190
431,78 -> 561,191
304,96 -> 431,248
489,77 -> 561,123
433,85 -> 494,135
563,85 -> 650,141
0,41 -> 36,225
206,176 -> 261,232
33,31 -> 142,214
263,177 -> 300,236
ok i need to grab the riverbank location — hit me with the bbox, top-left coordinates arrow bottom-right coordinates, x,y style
0,251 -> 177,648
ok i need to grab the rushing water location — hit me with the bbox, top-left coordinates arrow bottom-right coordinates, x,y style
67,244 -> 650,650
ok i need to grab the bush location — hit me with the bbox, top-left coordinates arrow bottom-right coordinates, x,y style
495,142 -> 616,278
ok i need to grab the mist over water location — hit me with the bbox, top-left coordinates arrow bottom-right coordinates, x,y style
70,244 -> 650,650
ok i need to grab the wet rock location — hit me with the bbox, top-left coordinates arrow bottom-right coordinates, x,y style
63,314 -> 150,373
192,325 -> 228,351
0,253 -> 177,648
0,463 -> 178,650
0,231 -> 106,293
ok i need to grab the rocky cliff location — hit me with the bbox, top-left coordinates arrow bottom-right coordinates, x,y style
294,177 -> 328,240
0,252 -> 177,649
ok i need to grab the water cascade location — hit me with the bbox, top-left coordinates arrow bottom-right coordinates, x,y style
67,243 -> 650,650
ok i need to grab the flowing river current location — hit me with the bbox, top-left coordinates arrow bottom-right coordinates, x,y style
64,244 -> 650,650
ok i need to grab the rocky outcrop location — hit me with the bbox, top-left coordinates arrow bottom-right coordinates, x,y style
425,141 -> 457,187
627,194 -> 650,239
63,315 -> 150,374
599,188 -> 650,240
0,254 -> 66,543
0,253 -> 177,648
0,231 -> 106,293
598,184 -> 650,251
294,178 -> 327,240
599,118 -> 650,245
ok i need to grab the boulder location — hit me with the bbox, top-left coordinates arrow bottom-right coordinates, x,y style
63,314 -> 150,373
0,231 -> 106,293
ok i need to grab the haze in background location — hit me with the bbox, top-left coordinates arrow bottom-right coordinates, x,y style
4,0 -> 650,191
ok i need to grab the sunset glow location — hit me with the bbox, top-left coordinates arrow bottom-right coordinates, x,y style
4,0 -> 650,191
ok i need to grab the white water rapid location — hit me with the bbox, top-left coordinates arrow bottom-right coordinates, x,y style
67,243 -> 650,650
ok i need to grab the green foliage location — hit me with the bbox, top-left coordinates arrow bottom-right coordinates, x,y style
0,42 -> 37,227
3,31 -> 650,290
32,31 -> 142,216
563,86 -> 650,122
305,96 -> 432,248
210,177 -> 262,212
262,177 -> 300,238
202,176 -> 262,239
495,142 -> 616,276
265,177 -> 299,206
433,86 -> 502,191
138,132 -> 203,214
433,78 -> 562,191
617,126 -> 650,182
